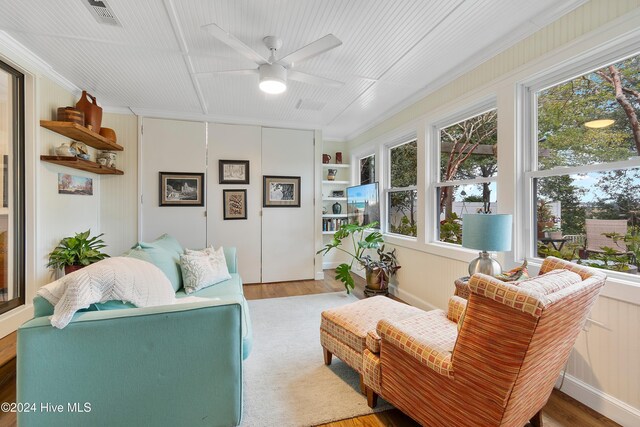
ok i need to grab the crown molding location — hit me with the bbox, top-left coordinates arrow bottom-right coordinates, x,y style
0,30 -> 80,95
132,107 -> 320,132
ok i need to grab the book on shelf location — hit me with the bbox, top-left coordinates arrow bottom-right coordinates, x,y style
322,218 -> 347,232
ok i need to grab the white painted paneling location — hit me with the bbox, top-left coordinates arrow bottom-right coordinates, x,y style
261,128 -> 314,282
37,77 -> 99,286
100,113 -> 138,255
140,118 -> 206,249
0,0 -> 588,139
207,123 -> 262,283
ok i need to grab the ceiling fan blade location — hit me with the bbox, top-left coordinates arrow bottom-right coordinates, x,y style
195,69 -> 258,77
279,34 -> 342,67
202,23 -> 268,65
288,70 -> 344,88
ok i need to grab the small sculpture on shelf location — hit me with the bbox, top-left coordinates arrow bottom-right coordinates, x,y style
332,202 -> 342,214
327,168 -> 337,181
335,152 -> 343,164
54,143 -> 77,157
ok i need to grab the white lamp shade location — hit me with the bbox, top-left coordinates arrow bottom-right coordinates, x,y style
462,214 -> 512,252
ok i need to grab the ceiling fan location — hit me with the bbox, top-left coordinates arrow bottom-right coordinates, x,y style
201,23 -> 344,94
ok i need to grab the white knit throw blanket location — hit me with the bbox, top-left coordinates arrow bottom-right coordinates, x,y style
38,257 -> 176,329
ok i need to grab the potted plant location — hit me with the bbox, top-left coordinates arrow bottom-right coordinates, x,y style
316,222 -> 401,295
47,229 -> 109,274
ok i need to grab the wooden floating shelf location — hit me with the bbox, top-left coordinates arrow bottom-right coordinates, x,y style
40,156 -> 124,175
40,120 -> 124,151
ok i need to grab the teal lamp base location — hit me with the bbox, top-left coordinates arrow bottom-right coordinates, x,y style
468,251 -> 502,276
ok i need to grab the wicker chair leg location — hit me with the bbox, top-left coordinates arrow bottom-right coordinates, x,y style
530,409 -> 543,427
366,386 -> 378,408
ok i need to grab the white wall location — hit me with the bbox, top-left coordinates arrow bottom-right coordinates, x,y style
140,117 -> 207,249
346,1 -> 640,425
207,123 -> 262,283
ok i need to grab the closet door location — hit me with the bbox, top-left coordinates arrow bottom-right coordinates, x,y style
261,128 -> 315,282
140,118 -> 207,249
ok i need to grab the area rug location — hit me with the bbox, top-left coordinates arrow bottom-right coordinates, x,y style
242,292 -> 392,427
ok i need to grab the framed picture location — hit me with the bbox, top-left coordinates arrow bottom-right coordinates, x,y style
263,175 -> 301,208
223,189 -> 247,220
159,172 -> 205,206
58,173 -> 93,196
219,160 -> 250,184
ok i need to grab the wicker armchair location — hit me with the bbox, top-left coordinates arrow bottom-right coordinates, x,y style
362,257 -> 606,427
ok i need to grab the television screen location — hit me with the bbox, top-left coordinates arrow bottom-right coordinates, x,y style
347,183 -> 380,227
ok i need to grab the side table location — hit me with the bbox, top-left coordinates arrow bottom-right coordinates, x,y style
454,276 -> 471,300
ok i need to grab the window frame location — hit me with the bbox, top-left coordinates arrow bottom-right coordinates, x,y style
430,103 -> 498,246
522,47 -> 640,283
0,58 -> 26,315
384,137 -> 418,239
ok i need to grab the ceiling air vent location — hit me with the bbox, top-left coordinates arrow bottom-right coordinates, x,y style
295,99 -> 326,111
83,0 -> 121,26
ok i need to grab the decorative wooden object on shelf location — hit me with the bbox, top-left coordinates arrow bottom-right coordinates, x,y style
40,156 -> 124,175
40,121 -> 123,151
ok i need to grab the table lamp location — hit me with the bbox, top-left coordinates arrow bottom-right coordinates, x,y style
462,213 -> 513,276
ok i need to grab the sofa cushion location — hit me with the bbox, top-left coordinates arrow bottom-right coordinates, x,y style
124,245 -> 182,292
139,233 -> 184,258
180,251 -> 231,294
175,273 -> 243,299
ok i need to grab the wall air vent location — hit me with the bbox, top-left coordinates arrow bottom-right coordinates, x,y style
83,0 -> 122,26
295,99 -> 326,111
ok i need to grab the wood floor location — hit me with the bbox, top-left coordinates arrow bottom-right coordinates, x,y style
0,271 -> 619,427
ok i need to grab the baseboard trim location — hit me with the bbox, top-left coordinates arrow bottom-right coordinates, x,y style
555,373 -> 640,426
388,285 -> 439,311
315,271 -> 325,281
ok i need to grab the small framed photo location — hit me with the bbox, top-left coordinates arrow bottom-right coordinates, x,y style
263,175 -> 301,208
219,160 -> 250,184
223,189 -> 247,220
159,172 -> 205,206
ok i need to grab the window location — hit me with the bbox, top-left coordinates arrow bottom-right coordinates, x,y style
359,154 -> 375,184
529,53 -> 640,276
436,109 -> 498,245
0,60 -> 25,314
387,140 -> 417,237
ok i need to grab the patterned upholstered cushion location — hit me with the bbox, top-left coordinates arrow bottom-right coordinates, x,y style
447,295 -> 467,323
378,310 -> 457,378
321,296 -> 422,354
518,269 -> 582,295
362,349 -> 382,394
469,273 -> 548,318
539,256 -> 606,281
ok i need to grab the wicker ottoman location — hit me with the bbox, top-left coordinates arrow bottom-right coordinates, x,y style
320,296 -> 423,392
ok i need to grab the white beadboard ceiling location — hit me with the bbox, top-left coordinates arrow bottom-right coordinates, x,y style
0,0 -> 586,140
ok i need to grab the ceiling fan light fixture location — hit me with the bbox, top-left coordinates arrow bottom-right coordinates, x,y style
259,63 -> 287,94
584,119 -> 615,129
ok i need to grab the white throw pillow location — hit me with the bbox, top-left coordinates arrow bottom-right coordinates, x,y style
180,247 -> 231,294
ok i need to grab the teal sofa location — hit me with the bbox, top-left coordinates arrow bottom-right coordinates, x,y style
17,246 -> 252,427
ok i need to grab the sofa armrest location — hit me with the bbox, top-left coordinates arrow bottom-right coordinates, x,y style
223,246 -> 238,274
18,298 -> 244,427
446,295 -> 467,323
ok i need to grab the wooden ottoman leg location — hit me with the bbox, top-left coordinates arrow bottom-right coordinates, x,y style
323,347 -> 333,365
366,386 -> 378,408
359,374 -> 365,395
530,409 -> 543,427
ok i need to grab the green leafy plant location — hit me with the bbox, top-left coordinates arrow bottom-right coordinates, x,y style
46,230 -> 109,270
581,246 -> 631,272
360,245 -> 401,290
316,222 -> 387,293
439,212 -> 462,243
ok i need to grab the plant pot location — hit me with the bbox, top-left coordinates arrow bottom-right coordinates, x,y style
550,231 -> 563,239
64,264 -> 84,275
365,268 -> 387,290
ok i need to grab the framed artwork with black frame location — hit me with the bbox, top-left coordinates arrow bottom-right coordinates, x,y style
223,189 -> 247,220
263,175 -> 301,207
219,160 -> 250,184
159,172 -> 205,206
